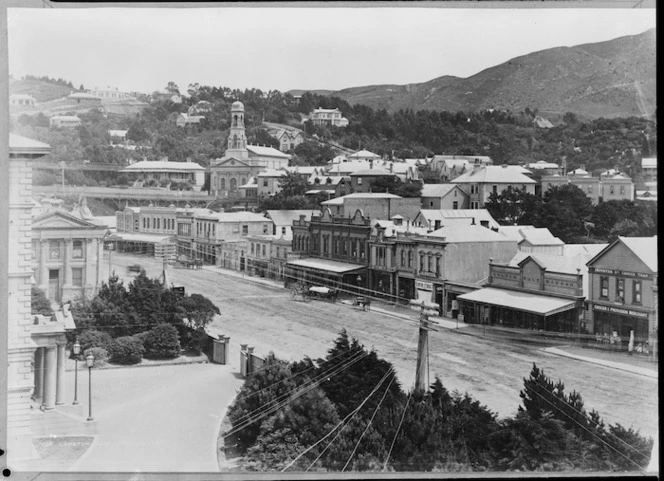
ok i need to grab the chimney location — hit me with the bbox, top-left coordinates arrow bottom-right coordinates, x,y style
471,217 -> 476,225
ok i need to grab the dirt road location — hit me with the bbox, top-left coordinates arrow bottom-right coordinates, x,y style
109,253 -> 659,440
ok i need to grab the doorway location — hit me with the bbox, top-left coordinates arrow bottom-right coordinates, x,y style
48,269 -> 61,303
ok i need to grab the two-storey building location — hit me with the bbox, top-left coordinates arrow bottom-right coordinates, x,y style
420,184 -> 469,210
585,236 -> 658,350
287,209 -> 371,288
452,164 -> 536,208
307,107 -> 349,127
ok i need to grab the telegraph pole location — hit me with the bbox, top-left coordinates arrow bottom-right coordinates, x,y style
415,304 -> 438,393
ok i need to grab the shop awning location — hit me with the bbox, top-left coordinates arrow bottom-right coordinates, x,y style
457,287 -> 576,316
107,233 -> 175,244
287,258 -> 365,275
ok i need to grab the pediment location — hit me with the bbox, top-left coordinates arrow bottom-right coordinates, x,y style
518,255 -> 546,271
211,156 -> 251,168
33,211 -> 97,229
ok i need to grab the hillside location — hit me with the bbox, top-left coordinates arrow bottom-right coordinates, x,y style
331,29 -> 656,119
9,77 -> 80,103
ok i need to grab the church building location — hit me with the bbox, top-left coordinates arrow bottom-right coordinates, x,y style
208,101 -> 291,198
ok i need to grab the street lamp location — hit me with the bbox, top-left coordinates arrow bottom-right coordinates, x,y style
86,353 -> 95,422
356,275 -> 362,294
72,339 -> 80,405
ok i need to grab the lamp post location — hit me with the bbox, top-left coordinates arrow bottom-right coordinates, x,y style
356,274 -> 362,295
86,353 -> 95,422
72,339 -> 80,405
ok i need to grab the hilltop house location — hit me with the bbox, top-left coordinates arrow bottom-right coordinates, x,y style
49,115 -> 81,128
119,159 -> 206,190
306,107 -> 349,127
9,94 -> 37,107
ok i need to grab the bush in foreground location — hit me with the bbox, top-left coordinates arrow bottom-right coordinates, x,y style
78,329 -> 114,354
143,323 -> 181,359
108,336 -> 144,365
83,347 -> 109,366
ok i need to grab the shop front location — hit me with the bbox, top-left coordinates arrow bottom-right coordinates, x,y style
286,257 -> 367,293
592,304 -> 651,347
443,281 -> 481,319
371,270 -> 395,300
457,287 -> 579,332
397,276 -> 415,302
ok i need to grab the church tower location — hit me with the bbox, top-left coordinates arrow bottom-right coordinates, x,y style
226,100 -> 249,161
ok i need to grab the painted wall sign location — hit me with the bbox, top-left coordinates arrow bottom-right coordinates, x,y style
592,268 -> 652,279
415,280 -> 433,291
593,304 -> 650,319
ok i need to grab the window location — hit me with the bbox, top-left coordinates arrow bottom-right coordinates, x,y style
454,190 -> 457,197
220,178 -> 226,190
263,225 -> 269,234
72,240 -> 84,259
453,201 -> 459,210
436,256 -> 441,277
263,180 -> 268,187
429,201 -> 434,207
401,250 -> 406,267
610,185 -> 615,194
357,178 -> 363,185
32,241 -> 37,260
620,185 -> 625,195
251,243 -> 254,254
588,185 -> 593,193
471,201 -> 479,209
633,280 -> 642,304
322,236 -> 328,254
49,240 -> 61,260
262,245 -> 266,256
281,227 -> 287,235
492,185 -> 498,194
600,276 -> 609,298
616,278 -> 624,303
72,268 -> 83,287
419,253 -> 424,272
242,225 -> 248,235
408,251 -> 413,268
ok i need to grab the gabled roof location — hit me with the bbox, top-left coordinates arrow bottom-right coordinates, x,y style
266,210 -> 321,226
9,133 -> 51,155
416,209 -> 499,229
421,184 -> 466,198
348,149 -> 381,159
32,209 -> 108,230
349,168 -> 392,177
497,225 -> 536,242
119,160 -> 205,172
426,225 -> 511,243
247,145 -> 291,159
322,192 -> 401,205
518,228 -> 564,246
641,157 -> 657,168
587,236 -> 658,273
618,237 -> 658,272
452,165 -> 536,184
210,155 -> 251,168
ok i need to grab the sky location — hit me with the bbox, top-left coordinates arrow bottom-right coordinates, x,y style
7,6 -> 656,95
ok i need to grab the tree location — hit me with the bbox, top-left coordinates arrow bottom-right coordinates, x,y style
178,293 -> 220,331
143,323 -> 181,359
485,187 -> 543,226
277,171 -> 309,198
31,286 -> 53,316
539,184 -> 594,242
127,271 -> 166,329
293,141 -> 335,166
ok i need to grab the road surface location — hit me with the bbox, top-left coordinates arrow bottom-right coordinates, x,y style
68,363 -> 243,472
110,253 -> 659,441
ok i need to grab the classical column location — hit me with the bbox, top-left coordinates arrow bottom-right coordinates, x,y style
33,347 -> 44,400
63,239 -> 72,287
55,343 -> 66,405
39,240 -> 49,291
42,346 -> 57,409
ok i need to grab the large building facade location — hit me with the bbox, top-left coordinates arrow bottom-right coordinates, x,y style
209,101 -> 291,198
585,236 -> 658,351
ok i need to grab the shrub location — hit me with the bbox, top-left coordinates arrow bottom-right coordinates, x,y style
83,347 -> 109,365
78,329 -> 114,355
108,336 -> 144,365
143,323 -> 181,359
31,286 -> 53,316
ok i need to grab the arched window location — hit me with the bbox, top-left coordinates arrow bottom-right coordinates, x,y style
232,134 -> 238,149
241,177 -> 247,186
221,178 -> 226,191
230,178 -> 237,192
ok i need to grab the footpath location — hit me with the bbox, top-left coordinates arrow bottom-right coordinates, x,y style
204,264 -> 658,381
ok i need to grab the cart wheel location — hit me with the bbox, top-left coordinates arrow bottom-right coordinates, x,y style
291,289 -> 297,299
304,293 -> 312,303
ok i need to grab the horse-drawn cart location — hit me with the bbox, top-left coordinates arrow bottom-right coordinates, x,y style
291,283 -> 312,302
174,256 -> 203,270
308,286 -> 339,302
352,296 -> 371,311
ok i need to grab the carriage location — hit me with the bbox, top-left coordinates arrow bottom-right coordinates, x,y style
352,296 -> 371,311
174,256 -> 203,270
307,286 -> 339,302
290,283 -> 312,302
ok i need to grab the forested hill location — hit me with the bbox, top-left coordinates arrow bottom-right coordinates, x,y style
317,29 -> 656,120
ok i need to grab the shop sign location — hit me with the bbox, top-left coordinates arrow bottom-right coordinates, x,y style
592,268 -> 652,279
594,304 -> 649,319
415,280 -> 433,291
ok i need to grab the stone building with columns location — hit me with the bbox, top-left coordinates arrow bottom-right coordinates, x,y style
32,209 -> 109,304
4,134 -> 79,459
208,101 -> 291,198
